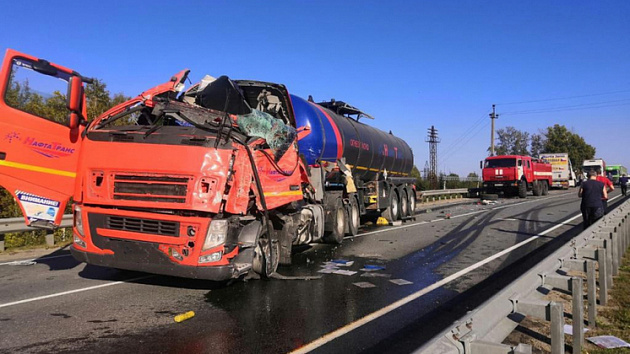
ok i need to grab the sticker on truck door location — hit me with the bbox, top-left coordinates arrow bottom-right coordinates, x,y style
15,190 -> 60,222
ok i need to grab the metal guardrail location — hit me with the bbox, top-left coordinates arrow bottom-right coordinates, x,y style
416,198 -> 630,354
419,188 -> 470,202
0,214 -> 73,251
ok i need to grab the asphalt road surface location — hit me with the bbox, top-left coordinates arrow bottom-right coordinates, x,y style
1,189 -> 626,354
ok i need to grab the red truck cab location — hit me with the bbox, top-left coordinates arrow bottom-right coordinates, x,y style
481,155 -> 552,198
0,49 -> 308,280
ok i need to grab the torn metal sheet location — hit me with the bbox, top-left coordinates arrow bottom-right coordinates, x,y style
389,278 -> 413,285
353,282 -> 376,288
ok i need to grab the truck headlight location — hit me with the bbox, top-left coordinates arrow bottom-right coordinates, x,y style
74,205 -> 85,237
202,220 -> 228,251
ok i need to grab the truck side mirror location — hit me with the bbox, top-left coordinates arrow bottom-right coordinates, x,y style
66,76 -> 85,128
66,76 -> 83,112
68,112 -> 80,129
480,161 -> 483,169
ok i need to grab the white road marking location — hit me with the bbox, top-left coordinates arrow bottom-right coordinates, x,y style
0,254 -> 73,266
292,192 -> 614,353
0,275 -> 154,309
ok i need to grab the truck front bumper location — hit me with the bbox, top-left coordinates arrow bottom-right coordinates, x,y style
70,245 -> 236,281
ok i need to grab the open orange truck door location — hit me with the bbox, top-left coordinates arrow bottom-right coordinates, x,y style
0,49 -> 89,228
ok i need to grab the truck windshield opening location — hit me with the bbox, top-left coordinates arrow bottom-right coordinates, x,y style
485,158 -> 516,168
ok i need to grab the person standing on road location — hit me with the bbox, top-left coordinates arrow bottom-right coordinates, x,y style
620,174 -> 629,196
596,168 -> 614,214
579,170 -> 607,229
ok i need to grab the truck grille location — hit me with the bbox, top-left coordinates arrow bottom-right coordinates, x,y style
113,174 -> 190,204
106,215 -> 179,237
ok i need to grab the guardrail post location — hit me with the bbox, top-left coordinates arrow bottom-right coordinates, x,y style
511,299 -> 564,354
595,250 -> 608,307
571,277 -> 584,352
550,302 -> 564,354
45,231 -> 55,247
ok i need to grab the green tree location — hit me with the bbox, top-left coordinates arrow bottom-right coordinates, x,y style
493,126 -> 530,156
530,133 -> 545,158
542,124 -> 595,169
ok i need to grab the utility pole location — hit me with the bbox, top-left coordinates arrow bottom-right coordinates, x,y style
426,126 -> 440,189
489,104 -> 499,156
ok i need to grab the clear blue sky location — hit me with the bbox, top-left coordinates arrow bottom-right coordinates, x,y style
1,1 -> 628,176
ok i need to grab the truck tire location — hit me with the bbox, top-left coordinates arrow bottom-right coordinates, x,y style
542,181 -> 549,195
278,222 -> 293,266
382,188 -> 400,222
347,195 -> 360,236
532,181 -> 542,196
481,193 -> 499,200
324,197 -> 346,244
399,189 -> 409,219
252,228 -> 279,278
407,188 -> 416,216
518,180 -> 527,198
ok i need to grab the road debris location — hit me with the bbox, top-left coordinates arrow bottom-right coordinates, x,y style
330,260 -> 354,267
7,260 -> 37,266
360,265 -> 385,271
360,273 -> 391,278
587,335 -> 630,349
563,324 -> 589,335
332,269 -> 357,276
353,282 -> 376,288
389,279 -> 413,285
376,217 -> 389,226
173,311 -> 195,323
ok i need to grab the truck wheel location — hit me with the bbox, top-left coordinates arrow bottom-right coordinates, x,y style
518,180 -> 527,198
278,222 -> 293,266
324,197 -> 346,244
399,189 -> 409,219
382,189 -> 400,222
253,232 -> 279,278
542,181 -> 549,195
407,189 -> 416,216
532,181 -> 542,196
347,196 -> 360,236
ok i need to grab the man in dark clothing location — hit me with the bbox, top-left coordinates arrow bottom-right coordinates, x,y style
596,168 -> 614,214
620,174 -> 628,196
579,170 -> 607,230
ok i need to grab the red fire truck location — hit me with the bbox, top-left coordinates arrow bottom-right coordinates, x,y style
481,155 -> 552,198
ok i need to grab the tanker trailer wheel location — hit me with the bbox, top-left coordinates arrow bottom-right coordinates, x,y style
382,189 -> 400,222
253,227 -> 279,278
347,196 -> 360,236
399,189 -> 409,219
324,197 -> 346,244
518,180 -> 527,198
407,188 -> 416,217
532,181 -> 542,196
542,181 -> 549,195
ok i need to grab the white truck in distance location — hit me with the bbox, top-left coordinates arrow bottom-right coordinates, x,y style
539,152 -> 577,189
582,158 -> 606,179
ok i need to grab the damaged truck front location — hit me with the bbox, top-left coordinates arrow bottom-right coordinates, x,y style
0,49 -> 415,281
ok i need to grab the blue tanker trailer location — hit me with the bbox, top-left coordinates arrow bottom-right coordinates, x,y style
291,94 -> 416,242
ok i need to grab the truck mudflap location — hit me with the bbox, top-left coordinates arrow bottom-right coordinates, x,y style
70,245 -> 236,281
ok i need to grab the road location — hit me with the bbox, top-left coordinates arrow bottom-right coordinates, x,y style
0,189 -> 626,354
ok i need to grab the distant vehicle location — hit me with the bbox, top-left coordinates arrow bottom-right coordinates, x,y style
481,155 -> 553,198
605,165 -> 628,185
582,158 -> 606,179
539,152 -> 577,189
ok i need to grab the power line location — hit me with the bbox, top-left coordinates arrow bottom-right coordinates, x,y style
502,99 -> 630,116
496,89 -> 630,106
